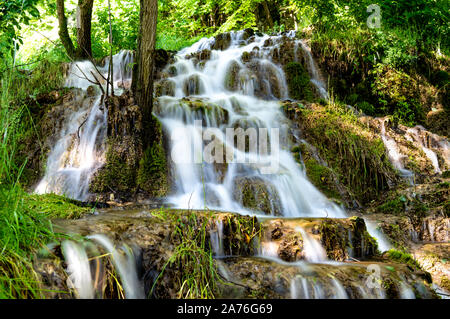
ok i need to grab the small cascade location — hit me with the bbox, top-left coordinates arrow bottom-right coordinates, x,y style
296,227 -> 328,262
35,51 -> 134,200
88,235 -> 144,299
405,125 -> 450,174
61,240 -> 95,299
379,119 -> 415,183
61,235 -> 143,299
364,218 -> 392,252
298,40 -> 329,100
210,219 -> 225,257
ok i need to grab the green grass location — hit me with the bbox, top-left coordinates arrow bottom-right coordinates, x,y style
0,60 -> 89,298
150,211 -> 221,299
156,33 -> 207,52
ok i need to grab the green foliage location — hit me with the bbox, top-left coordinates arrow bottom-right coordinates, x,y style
0,0 -> 40,57
151,212 -> 221,299
377,196 -> 406,215
137,140 -> 168,197
284,62 -> 313,101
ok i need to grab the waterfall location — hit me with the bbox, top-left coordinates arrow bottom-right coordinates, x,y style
62,240 -> 95,299
61,235 -> 142,299
157,31 -> 345,219
35,51 -> 134,200
379,119 -> 415,183
156,30 -> 390,249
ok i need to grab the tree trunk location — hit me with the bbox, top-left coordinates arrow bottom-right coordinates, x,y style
132,0 -> 158,147
76,0 -> 94,59
56,0 -> 76,59
262,1 -> 274,29
56,0 -> 93,59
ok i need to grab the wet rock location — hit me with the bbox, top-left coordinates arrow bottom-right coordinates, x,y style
242,28 -> 255,40
218,257 -> 438,299
224,60 -> 241,91
260,217 -> 378,262
154,79 -> 176,97
183,74 -> 203,96
232,176 -> 282,216
212,32 -> 232,51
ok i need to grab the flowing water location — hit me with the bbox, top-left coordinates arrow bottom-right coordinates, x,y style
36,31 -> 437,299
61,235 -> 143,299
35,51 -> 134,200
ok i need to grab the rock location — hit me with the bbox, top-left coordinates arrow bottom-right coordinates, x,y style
232,176 -> 282,216
217,256 -> 438,299
212,32 -> 232,51
260,217 -> 378,262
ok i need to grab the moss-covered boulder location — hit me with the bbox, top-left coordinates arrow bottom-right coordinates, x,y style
183,74 -> 203,96
284,102 -> 397,205
154,79 -> 175,97
154,97 -> 229,125
212,32 -> 232,51
90,94 -> 170,201
224,60 -> 241,91
232,176 -> 282,216
284,62 -> 314,101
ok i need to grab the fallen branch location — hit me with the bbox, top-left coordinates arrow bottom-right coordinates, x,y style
77,116 -> 88,140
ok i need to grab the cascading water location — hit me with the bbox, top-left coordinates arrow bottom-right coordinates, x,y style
405,125 -> 450,174
379,119 -> 415,183
155,30 -> 391,251
35,51 -> 134,200
36,30 -> 425,299
61,235 -> 143,299
156,31 -> 345,219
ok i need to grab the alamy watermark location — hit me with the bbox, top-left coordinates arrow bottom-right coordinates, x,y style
367,4 -> 382,29
170,120 -> 280,174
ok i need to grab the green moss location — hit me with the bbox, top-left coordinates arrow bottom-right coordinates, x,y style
90,136 -> 137,194
294,106 -> 396,204
385,249 -> 431,283
25,193 -> 91,219
377,196 -> 406,215
442,171 -> 450,178
224,61 -> 240,91
284,62 -> 313,101
137,141 -> 168,197
303,158 -> 341,199
233,177 -> 281,215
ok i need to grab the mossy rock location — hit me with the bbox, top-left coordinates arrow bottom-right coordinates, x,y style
224,60 -> 241,91
212,32 -> 232,51
155,79 -> 175,97
183,74 -> 203,96
284,62 -> 313,101
90,114 -> 170,200
285,104 -> 397,205
232,176 -> 282,216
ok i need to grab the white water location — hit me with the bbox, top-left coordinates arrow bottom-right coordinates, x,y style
61,236 -> 142,299
405,125 -> 450,174
157,30 -> 391,250
379,119 -> 415,183
61,240 -> 95,299
296,227 -> 328,262
35,51 -> 134,200
157,31 -> 345,219
89,234 -> 144,299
